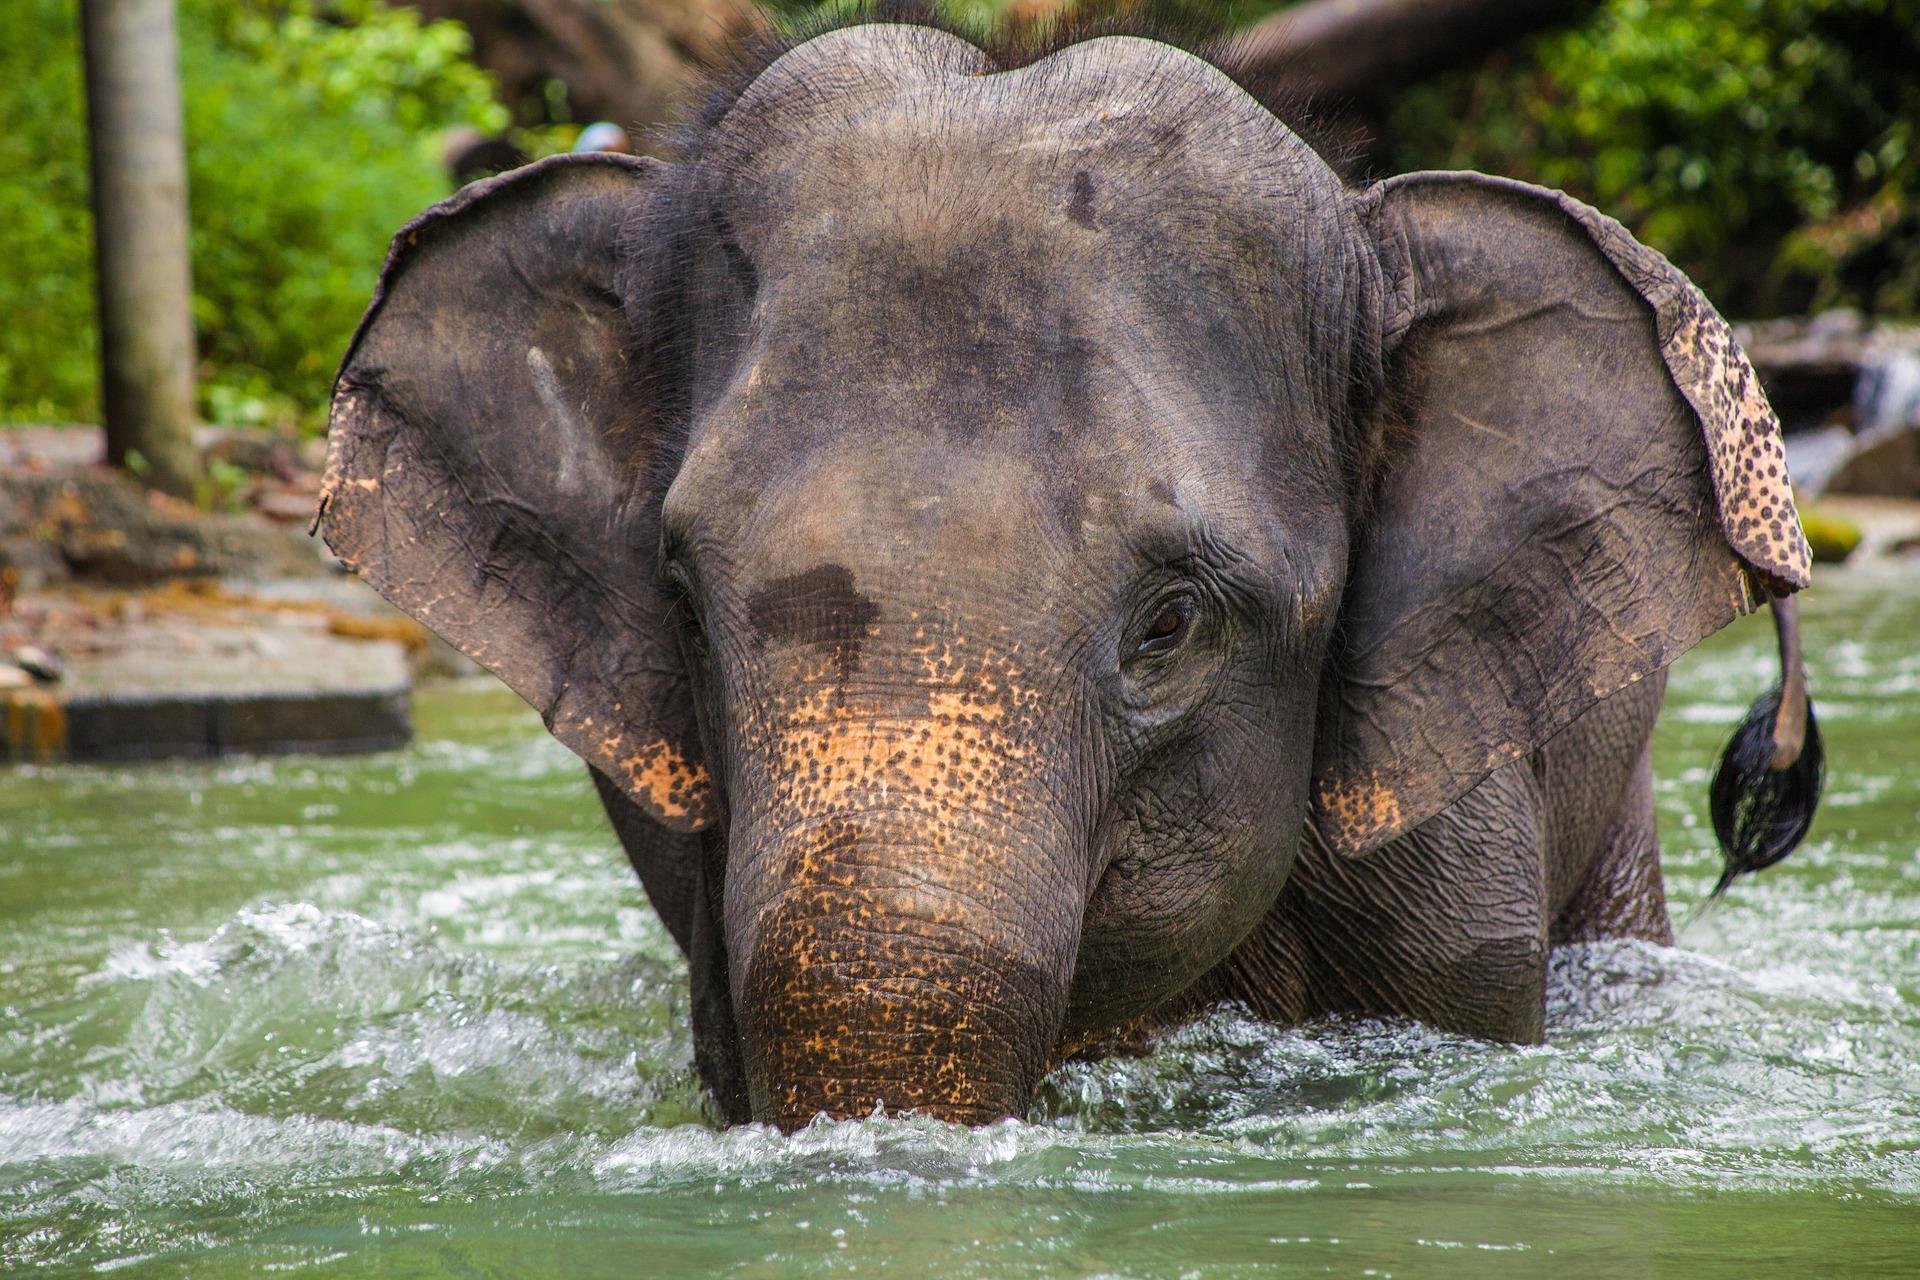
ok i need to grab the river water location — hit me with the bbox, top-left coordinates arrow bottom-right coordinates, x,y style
4,565 -> 1917,1276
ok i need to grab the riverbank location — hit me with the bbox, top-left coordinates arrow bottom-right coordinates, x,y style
0,426 -> 471,763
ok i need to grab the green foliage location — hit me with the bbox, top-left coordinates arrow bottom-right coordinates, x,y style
0,0 -> 504,427
181,0 -> 503,425
0,2 -> 94,423
1387,0 -> 1920,317
1799,503 -> 1863,563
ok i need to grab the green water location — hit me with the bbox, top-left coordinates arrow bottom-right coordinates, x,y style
4,567 -> 1918,1277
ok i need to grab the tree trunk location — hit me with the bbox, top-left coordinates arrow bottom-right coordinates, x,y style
1235,0 -> 1599,108
81,0 -> 200,497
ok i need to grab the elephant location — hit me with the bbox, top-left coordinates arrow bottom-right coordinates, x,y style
317,19 -> 1824,1131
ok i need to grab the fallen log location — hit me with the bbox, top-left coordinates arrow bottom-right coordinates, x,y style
1232,0 -> 1599,108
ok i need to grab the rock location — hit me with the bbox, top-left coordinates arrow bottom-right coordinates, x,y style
0,425 -> 105,471
1800,494 -> 1920,560
239,575 -> 483,680
0,466 -> 328,585
255,489 -> 321,523
1738,310 -> 1874,434
0,535 -> 72,590
1736,310 -> 1920,442
10,645 -> 63,683
1733,312 -> 1920,500
1739,308 -> 1873,367
197,425 -> 306,482
0,617 -> 411,764
1826,419 -> 1920,499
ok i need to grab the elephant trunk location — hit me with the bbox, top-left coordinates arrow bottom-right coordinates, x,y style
722,667 -> 1085,1130
734,827 -> 1078,1128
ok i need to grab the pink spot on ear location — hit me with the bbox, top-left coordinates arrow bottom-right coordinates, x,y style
1317,773 -> 1403,851
618,739 -> 716,831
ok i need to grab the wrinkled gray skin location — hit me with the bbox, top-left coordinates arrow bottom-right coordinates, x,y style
321,25 -> 1808,1131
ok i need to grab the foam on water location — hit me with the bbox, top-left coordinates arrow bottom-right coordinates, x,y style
6,902 -> 1915,1196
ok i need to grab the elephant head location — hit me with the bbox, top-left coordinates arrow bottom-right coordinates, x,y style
319,25 -> 1808,1130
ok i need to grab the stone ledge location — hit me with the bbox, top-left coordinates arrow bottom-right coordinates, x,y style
3,587 -> 413,764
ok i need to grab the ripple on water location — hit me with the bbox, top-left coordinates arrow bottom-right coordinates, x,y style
4,903 -> 705,1142
6,905 -> 1916,1214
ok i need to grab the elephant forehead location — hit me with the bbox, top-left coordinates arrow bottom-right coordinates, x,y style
676,38 -> 1363,506
715,32 -> 1342,259
724,29 -> 1316,179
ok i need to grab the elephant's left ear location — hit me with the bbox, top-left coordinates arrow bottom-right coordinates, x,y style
1312,171 -> 1810,858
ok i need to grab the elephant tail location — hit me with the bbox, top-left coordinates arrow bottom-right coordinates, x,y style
1707,595 -> 1825,898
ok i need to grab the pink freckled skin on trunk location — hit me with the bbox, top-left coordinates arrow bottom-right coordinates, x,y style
722,619 -> 1083,1128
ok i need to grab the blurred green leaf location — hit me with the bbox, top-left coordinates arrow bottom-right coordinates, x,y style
1386,0 -> 1920,316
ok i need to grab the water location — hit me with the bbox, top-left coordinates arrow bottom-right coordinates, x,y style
4,566 -> 1918,1277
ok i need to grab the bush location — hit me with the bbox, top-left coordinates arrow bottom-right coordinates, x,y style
0,0 -> 506,427
0,2 -> 95,423
1386,0 -> 1920,318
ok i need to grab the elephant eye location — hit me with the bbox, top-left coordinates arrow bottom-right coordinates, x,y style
681,607 -> 711,659
1134,598 -> 1193,656
663,566 -> 710,659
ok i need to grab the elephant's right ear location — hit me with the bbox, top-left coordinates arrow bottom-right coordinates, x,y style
318,153 -> 715,832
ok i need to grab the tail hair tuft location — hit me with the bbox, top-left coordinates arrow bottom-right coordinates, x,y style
1707,683 -> 1824,898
